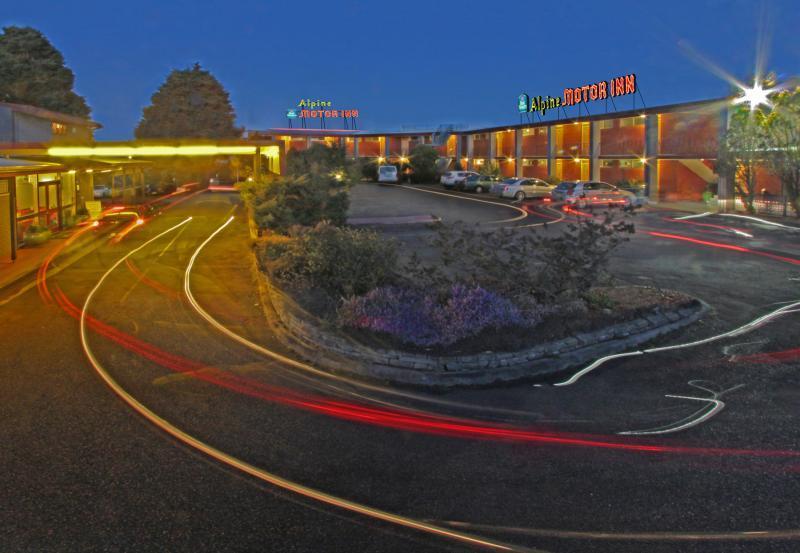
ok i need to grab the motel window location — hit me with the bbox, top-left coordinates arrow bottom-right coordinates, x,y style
619,117 -> 640,127
51,122 -> 67,135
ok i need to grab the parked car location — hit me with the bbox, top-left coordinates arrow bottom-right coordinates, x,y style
377,165 -> 399,183
93,185 -> 111,198
553,180 -> 645,207
440,171 -> 478,189
550,181 -> 576,202
498,177 -> 553,200
460,174 -> 501,193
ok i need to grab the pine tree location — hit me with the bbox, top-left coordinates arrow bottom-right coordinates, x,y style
135,63 -> 241,139
0,26 -> 90,117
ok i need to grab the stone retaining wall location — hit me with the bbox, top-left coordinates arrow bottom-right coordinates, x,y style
253,262 -> 709,387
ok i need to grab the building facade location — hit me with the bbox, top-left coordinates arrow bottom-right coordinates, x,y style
254,96 -> 775,206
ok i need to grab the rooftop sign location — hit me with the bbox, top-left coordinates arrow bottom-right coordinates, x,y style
519,73 -> 637,116
287,99 -> 360,119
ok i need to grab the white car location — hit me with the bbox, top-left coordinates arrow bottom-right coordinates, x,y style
498,178 -> 552,200
440,171 -> 478,189
557,181 -> 645,208
377,165 -> 399,183
93,185 -> 111,198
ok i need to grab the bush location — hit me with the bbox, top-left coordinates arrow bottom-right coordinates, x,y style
246,175 -> 349,233
409,144 -> 439,184
339,284 -> 535,347
286,143 -> 354,181
359,159 -> 380,181
271,222 -> 398,297
480,161 -> 501,178
405,212 -> 635,305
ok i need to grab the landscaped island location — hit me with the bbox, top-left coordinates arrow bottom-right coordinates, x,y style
242,144 -> 704,385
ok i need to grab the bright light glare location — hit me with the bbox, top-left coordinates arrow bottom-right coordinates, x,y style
136,218 -> 144,225
733,81 -> 775,111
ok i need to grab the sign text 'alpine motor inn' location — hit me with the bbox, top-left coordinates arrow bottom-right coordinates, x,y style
518,73 -> 637,116
286,99 -> 360,119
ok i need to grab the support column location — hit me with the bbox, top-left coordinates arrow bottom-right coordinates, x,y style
488,132 -> 497,166
589,121 -> 600,181
466,135 -> 474,171
400,138 -> 409,157
547,126 -> 556,178
254,146 -> 262,180
716,106 -> 732,212
455,135 -> 463,168
305,137 -> 312,150
644,114 -> 659,201
353,138 -> 359,159
383,136 -> 390,159
515,129 -> 523,178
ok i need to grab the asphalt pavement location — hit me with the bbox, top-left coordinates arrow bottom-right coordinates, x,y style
2,186 -> 799,553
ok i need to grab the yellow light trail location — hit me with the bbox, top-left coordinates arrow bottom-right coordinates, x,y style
47,145 -> 279,157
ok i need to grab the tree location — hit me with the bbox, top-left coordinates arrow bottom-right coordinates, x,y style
135,63 -> 241,139
762,86 -> 800,217
409,144 -> 439,183
718,104 -> 769,214
0,26 -> 90,117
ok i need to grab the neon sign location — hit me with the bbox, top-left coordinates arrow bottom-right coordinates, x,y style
289,99 -> 360,118
519,73 -> 637,116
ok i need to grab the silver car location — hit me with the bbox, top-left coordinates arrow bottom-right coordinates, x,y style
498,178 -> 553,200
557,180 -> 645,208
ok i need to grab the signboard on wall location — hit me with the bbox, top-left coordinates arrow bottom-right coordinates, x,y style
519,73 -> 637,116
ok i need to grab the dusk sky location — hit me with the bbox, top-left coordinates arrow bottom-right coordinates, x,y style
5,0 -> 798,138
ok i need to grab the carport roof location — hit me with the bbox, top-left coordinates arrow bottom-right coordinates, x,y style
0,157 -> 64,174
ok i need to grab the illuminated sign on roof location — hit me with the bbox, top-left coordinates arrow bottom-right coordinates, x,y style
288,99 -> 360,119
519,73 -> 637,116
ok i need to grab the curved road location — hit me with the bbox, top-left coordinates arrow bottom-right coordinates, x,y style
2,187 -> 799,552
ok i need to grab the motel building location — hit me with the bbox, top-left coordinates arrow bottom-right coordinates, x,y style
256,89 -> 785,214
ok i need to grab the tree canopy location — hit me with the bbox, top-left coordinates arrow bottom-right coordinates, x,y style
0,26 -> 90,118
135,63 -> 241,139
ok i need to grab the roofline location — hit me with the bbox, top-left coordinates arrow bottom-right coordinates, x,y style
0,102 -> 101,129
253,96 -> 732,138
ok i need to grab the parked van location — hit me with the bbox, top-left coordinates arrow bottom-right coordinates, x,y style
377,165 -> 399,183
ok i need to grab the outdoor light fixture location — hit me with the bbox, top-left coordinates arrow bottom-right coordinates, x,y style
639,157 -> 648,164
377,156 -> 385,163
733,80 -> 775,111
85,169 -> 93,173
400,157 -> 408,163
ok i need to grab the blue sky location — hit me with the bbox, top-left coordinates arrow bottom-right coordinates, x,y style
4,0 -> 798,138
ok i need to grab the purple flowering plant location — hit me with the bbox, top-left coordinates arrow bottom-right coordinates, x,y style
339,284 -> 538,347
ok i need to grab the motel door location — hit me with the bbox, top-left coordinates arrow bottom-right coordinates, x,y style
37,179 -> 60,228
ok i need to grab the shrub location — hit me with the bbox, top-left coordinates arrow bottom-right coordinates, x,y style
480,161 -> 501,178
247,175 -> 349,233
272,222 -> 398,297
409,144 -> 439,184
404,212 -> 635,305
339,284 -> 535,347
286,143 -> 353,181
